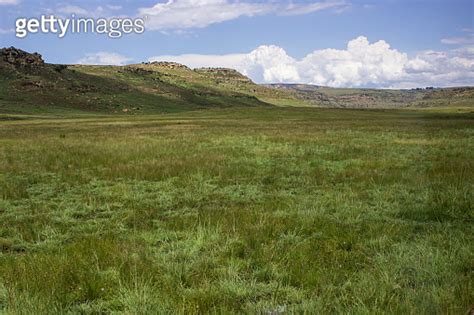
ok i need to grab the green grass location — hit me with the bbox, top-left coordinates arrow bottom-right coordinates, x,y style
0,108 -> 473,314
0,62 -> 273,116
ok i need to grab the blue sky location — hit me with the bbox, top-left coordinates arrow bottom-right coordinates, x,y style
0,0 -> 473,87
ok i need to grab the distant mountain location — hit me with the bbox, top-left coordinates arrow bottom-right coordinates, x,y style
264,83 -> 327,91
264,83 -> 474,109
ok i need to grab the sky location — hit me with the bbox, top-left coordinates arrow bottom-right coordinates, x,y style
0,0 -> 473,88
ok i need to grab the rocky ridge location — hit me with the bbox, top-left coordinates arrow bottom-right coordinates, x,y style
0,47 -> 45,67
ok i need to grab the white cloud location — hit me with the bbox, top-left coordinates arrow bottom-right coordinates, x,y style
56,5 -> 90,15
149,36 -> 474,88
441,34 -> 474,45
0,28 -> 14,34
53,4 -> 116,18
241,45 -> 300,82
442,28 -> 474,45
0,0 -> 19,5
139,0 -> 271,30
106,5 -> 123,11
77,52 -> 133,66
139,0 -> 348,30
281,1 -> 348,16
299,36 -> 408,86
399,47 -> 474,88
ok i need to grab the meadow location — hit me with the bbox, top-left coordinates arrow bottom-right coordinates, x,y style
0,108 -> 472,314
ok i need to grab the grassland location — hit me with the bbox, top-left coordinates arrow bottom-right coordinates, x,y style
0,108 -> 472,314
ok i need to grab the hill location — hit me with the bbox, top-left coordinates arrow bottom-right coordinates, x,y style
264,84 -> 474,109
1,47 -> 473,115
0,47 -> 285,115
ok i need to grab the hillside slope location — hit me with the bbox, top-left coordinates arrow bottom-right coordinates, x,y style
0,47 -> 288,115
265,84 -> 474,109
1,47 -> 473,115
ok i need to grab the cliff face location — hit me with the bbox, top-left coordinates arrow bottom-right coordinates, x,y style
147,61 -> 191,70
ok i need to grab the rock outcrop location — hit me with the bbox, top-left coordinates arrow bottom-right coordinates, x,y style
0,47 -> 45,67
194,68 -> 253,84
148,61 -> 190,70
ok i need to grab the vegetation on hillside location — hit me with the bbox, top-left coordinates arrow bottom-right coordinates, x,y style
265,84 -> 474,109
1,47 -> 473,115
0,48 -> 273,115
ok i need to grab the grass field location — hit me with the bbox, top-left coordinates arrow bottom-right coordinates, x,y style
0,108 -> 473,314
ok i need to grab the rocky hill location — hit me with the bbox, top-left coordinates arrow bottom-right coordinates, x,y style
1,47 -> 45,67
0,47 -> 279,115
195,68 -> 254,84
1,47 -> 472,115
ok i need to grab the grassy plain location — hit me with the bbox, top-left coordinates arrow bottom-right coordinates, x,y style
0,108 -> 473,314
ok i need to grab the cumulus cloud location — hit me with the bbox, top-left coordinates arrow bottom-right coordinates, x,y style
398,47 -> 474,88
77,52 -> 133,66
0,0 -> 19,5
241,45 -> 300,82
300,36 -> 408,86
149,36 -> 474,88
139,0 -> 348,30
